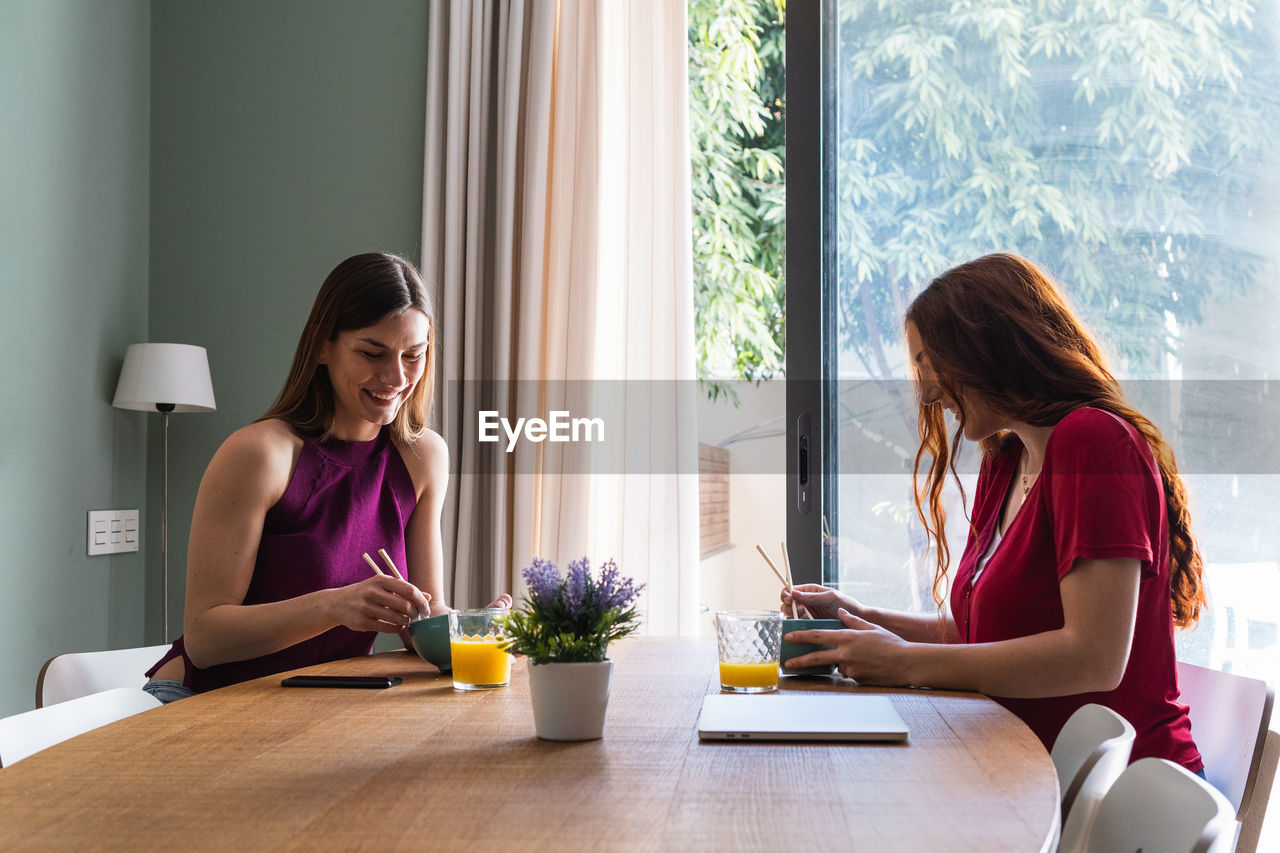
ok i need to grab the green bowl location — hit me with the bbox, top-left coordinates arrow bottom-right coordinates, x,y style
780,618 -> 843,675
407,614 -> 452,671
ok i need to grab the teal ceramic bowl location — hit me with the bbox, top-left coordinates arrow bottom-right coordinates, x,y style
780,618 -> 843,675
407,614 -> 452,671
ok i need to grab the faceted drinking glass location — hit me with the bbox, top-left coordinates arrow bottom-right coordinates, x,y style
715,610 -> 783,693
448,608 -> 513,691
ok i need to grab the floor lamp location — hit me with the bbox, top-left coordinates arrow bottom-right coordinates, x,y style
113,343 -> 216,642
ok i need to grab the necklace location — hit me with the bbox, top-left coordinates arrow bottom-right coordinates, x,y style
1020,449 -> 1038,500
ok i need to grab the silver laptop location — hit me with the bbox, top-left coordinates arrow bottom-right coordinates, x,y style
697,692 -> 909,742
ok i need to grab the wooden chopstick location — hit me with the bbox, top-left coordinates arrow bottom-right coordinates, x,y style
362,552 -> 389,577
366,549 -> 424,620
754,544 -> 788,588
780,540 -> 798,619
377,548 -> 406,581
756,543 -> 799,619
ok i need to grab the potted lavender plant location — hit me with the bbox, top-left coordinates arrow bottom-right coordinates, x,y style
500,557 -> 644,741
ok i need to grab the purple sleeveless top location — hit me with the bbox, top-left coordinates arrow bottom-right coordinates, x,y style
148,426 -> 418,692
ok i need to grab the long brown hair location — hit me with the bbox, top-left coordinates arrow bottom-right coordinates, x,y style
261,252 -> 435,446
905,253 -> 1204,628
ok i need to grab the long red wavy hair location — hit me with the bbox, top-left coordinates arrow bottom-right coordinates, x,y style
905,253 -> 1204,629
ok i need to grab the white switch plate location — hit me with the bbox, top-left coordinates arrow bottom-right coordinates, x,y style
88,509 -> 140,556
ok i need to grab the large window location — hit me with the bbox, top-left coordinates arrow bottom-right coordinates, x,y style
787,1 -> 1280,678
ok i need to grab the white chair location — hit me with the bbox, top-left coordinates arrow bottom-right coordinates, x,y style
0,687 -> 161,768
1053,703 -> 1136,853
36,644 -> 171,707
1178,659 -> 1275,853
1237,727 -> 1280,853
1082,757 -> 1235,853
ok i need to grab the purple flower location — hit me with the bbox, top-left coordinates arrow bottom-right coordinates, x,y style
518,555 -> 644,624
508,555 -> 647,663
522,557 -> 562,607
564,557 -> 590,618
596,558 -> 643,611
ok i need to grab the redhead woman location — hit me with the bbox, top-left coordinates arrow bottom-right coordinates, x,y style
783,253 -> 1203,772
144,253 -> 510,702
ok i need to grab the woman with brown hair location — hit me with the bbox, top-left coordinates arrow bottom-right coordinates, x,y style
784,253 -> 1203,772
144,253 -> 509,702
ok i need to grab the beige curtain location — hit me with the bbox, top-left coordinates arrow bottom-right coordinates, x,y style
421,0 -> 699,634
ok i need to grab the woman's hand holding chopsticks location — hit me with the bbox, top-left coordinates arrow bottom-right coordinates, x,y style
782,584 -> 862,621
329,574 -> 432,632
355,550 -> 433,629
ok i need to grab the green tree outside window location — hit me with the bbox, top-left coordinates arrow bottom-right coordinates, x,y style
689,0 -> 1276,390
690,0 -> 787,400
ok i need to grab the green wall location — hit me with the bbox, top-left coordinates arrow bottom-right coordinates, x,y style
148,0 -> 429,654
0,0 -> 427,717
0,0 -> 152,718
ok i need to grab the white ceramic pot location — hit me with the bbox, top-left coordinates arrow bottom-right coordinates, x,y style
527,659 -> 614,741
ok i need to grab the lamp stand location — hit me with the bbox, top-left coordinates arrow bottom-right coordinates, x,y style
158,403 -> 175,642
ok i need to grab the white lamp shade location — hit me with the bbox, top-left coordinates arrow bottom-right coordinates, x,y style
112,343 -> 216,412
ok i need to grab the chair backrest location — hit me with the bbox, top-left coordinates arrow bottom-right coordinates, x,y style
0,687 -> 161,768
36,644 -> 170,708
1236,726 -> 1280,853
1177,659 -> 1275,819
1052,703 -> 1136,853
1084,757 -> 1236,853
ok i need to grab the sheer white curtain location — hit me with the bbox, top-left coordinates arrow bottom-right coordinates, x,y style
421,0 -> 698,634
591,0 -> 700,635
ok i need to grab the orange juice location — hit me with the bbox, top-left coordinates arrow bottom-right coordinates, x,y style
719,660 -> 779,690
450,634 -> 512,688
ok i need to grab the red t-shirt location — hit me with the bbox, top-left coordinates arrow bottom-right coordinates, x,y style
950,407 -> 1202,771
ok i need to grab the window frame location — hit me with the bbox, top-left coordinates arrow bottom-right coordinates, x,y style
784,0 -> 833,585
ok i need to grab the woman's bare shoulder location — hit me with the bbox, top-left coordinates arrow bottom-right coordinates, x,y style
394,428 -> 449,497
207,419 -> 304,490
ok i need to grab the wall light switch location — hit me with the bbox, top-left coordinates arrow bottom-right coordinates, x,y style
88,509 -> 140,556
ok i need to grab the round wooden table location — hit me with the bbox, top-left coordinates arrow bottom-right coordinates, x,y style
0,637 -> 1059,851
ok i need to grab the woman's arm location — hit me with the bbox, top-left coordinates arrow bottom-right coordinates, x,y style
785,584 -> 958,644
397,430 -> 450,649
396,430 -> 510,649
859,605 -> 959,645
785,557 -> 1141,697
183,421 -> 428,669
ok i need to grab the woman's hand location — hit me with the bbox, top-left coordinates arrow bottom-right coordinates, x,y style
332,575 -> 432,633
422,593 -> 513,617
782,608 -> 914,685
782,584 -> 863,621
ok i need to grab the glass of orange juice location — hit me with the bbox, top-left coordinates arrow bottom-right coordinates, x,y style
448,608 -> 513,691
715,610 -> 782,693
